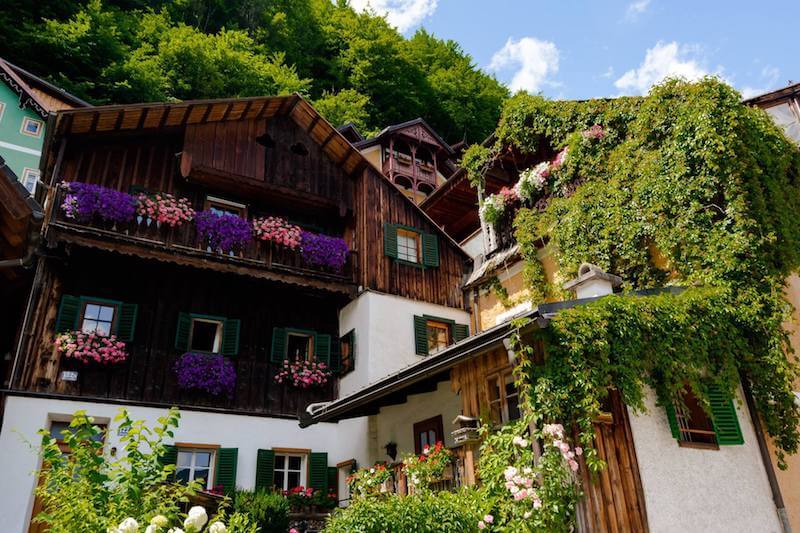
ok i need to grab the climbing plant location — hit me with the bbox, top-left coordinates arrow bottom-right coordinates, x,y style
463,77 -> 800,530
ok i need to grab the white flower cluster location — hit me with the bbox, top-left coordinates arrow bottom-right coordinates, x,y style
515,162 -> 550,201
503,466 -> 541,508
107,507 -> 227,533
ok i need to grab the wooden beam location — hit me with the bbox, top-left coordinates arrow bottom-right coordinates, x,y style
89,111 -> 100,134
158,106 -> 172,129
113,110 -> 125,131
179,104 -> 194,127
200,104 -> 215,124
306,115 -> 321,133
320,129 -> 337,150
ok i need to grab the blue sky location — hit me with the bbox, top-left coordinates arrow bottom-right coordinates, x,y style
349,0 -> 799,99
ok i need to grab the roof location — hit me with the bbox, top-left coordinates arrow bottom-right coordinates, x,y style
0,58 -> 89,117
300,286 -> 686,427
0,155 -> 43,271
45,93 -> 470,258
743,82 -> 800,107
354,117 -> 455,155
337,122 -> 364,143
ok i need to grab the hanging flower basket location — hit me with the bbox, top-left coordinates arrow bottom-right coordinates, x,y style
299,231 -> 349,272
136,192 -> 195,227
274,358 -> 331,389
174,352 -> 237,398
195,210 -> 252,254
55,331 -> 128,365
60,182 -> 136,224
252,216 -> 302,249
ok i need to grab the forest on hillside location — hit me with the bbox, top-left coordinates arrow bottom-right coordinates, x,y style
0,0 -> 508,142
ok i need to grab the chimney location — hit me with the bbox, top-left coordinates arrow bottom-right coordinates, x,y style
563,263 -> 622,299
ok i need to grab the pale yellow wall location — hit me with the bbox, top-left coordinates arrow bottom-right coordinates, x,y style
477,262 -> 530,331
360,145 -> 382,169
768,273 -> 800,530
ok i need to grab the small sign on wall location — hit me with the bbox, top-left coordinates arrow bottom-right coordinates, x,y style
60,370 -> 79,382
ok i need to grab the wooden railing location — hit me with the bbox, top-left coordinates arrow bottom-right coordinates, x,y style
386,451 -> 464,496
50,185 -> 356,284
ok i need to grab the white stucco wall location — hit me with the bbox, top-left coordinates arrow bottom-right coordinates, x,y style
628,386 -> 782,533
338,290 -> 470,396
0,396 -> 370,533
370,380 -> 461,464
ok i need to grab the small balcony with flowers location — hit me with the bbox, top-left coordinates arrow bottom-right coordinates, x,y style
49,182 -> 357,294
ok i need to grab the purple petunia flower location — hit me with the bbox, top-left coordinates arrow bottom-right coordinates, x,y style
174,352 -> 237,398
195,210 -> 252,253
300,231 -> 349,272
61,182 -> 136,223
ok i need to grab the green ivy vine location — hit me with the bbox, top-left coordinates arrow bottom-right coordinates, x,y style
463,77 -> 800,530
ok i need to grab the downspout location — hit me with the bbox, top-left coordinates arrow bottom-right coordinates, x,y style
741,375 -> 792,533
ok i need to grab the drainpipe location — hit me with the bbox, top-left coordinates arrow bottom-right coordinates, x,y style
741,375 -> 792,533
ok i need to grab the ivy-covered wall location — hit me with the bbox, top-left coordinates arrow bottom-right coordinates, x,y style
469,78 -> 800,468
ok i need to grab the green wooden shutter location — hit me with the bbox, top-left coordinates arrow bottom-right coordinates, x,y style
116,303 -> 139,342
421,233 -> 439,267
708,386 -> 744,445
255,449 -> 275,491
215,448 -> 239,495
315,334 -> 331,365
452,323 -> 469,342
221,319 -> 241,356
330,337 -> 341,373
271,327 -> 287,363
175,312 -> 191,351
414,315 -> 429,356
664,403 -> 680,440
384,223 -> 398,259
160,444 -> 178,466
56,295 -> 81,332
309,452 -> 328,490
327,467 -> 338,496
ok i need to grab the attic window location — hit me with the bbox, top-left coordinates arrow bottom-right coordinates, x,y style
290,142 -> 309,156
256,133 -> 275,148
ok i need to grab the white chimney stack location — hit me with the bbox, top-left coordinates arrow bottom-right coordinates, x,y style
563,263 -> 622,299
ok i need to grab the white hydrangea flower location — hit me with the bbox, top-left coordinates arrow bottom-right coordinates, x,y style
117,518 -> 139,533
183,506 -> 208,531
151,515 -> 169,527
208,522 -> 227,533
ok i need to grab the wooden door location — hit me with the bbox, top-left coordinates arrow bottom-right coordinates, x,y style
575,391 -> 649,533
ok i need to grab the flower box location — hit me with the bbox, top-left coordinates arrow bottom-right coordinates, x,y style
174,352 -> 236,398
195,210 -> 252,254
60,182 -> 136,225
299,232 -> 349,272
136,192 -> 195,228
55,330 -> 128,365
274,358 -> 331,389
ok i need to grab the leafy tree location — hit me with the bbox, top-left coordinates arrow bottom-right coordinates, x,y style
314,89 -> 372,134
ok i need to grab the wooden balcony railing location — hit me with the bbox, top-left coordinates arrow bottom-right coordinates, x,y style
50,185 -> 356,285
386,449 -> 465,496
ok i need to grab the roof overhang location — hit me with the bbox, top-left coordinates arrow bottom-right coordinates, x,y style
300,286 -> 686,427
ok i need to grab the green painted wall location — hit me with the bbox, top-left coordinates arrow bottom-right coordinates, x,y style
0,81 -> 45,187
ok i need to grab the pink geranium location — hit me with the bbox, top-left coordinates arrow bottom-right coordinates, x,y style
273,358 -> 331,389
55,330 -> 128,364
136,192 -> 195,227
252,216 -> 302,249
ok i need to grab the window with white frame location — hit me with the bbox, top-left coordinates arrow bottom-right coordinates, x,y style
487,370 -> 521,425
20,117 -> 43,138
80,301 -> 118,336
273,453 -> 306,491
176,448 -> 216,489
189,318 -> 224,353
21,168 -> 39,194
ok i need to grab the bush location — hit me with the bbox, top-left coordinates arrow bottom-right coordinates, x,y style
233,489 -> 290,533
324,489 -> 486,533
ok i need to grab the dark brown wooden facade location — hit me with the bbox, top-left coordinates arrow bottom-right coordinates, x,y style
10,94 -> 469,416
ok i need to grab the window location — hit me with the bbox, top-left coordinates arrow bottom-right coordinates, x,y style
189,318 -> 223,353
413,415 -> 444,455
339,330 -> 356,375
176,448 -> 216,489
274,453 -> 307,491
397,228 -> 420,263
487,370 -> 521,425
80,301 -> 117,336
21,117 -> 43,138
413,315 -> 469,356
205,196 -> 246,218
384,223 -> 439,268
20,168 -> 39,194
426,320 -> 451,353
665,384 -> 744,447
671,387 -> 717,447
287,332 -> 313,360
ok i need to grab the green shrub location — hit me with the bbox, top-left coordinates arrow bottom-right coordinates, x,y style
324,489 -> 485,533
233,489 -> 290,533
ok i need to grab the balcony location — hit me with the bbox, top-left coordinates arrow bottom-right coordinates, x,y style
48,185 -> 357,294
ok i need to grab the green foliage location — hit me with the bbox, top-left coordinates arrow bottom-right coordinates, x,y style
2,0 -> 506,142
233,489 -> 290,533
324,488 -> 485,533
313,89 -> 372,135
32,408 -> 255,532
32,408 -> 196,531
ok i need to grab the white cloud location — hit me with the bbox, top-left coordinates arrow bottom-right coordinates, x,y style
601,66 -> 615,79
625,0 -> 651,21
347,0 -> 438,33
615,41 -> 713,95
488,37 -> 560,93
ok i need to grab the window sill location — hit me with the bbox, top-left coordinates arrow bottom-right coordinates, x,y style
677,440 -> 719,451
394,259 -> 425,269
